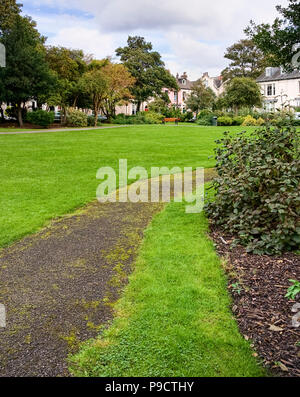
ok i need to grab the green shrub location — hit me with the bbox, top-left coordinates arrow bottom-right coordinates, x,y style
232,116 -> 245,126
87,116 -> 101,127
66,109 -> 88,127
256,117 -> 265,126
197,115 -> 213,126
291,119 -> 300,126
205,127 -> 300,255
112,111 -> 163,125
217,116 -> 233,126
142,111 -> 164,124
242,115 -> 257,126
26,110 -> 54,128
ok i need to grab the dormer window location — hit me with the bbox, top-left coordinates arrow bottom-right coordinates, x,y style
182,79 -> 186,85
266,67 -> 273,77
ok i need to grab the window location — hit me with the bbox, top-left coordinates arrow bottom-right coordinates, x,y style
174,92 -> 178,102
183,92 -> 186,101
267,84 -> 276,96
266,67 -> 273,77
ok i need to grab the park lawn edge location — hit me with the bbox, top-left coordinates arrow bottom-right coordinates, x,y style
70,196 -> 267,377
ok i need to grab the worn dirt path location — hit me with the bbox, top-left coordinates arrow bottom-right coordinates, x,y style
0,170 -> 215,377
0,200 -> 163,377
0,126 -> 129,135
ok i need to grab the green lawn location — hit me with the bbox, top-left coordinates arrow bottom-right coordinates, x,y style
70,198 -> 265,377
0,128 -> 30,132
0,125 -> 255,248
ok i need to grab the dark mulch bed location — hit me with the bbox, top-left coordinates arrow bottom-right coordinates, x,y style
210,227 -> 300,377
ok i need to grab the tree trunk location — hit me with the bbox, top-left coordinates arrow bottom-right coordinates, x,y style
17,105 -> 23,127
136,101 -> 141,113
94,106 -> 98,127
0,106 -> 4,123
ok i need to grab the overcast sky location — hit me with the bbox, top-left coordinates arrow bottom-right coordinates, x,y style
22,0 -> 288,80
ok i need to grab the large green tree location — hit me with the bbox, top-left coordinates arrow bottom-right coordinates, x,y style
0,0 -> 22,32
185,80 -> 216,114
245,0 -> 300,71
45,46 -> 89,122
221,39 -> 268,82
0,15 -> 55,126
116,36 -> 178,111
224,77 -> 262,112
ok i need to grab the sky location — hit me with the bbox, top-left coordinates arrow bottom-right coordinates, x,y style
21,0 -> 288,80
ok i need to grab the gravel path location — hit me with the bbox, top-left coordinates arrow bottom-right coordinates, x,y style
0,126 -> 129,135
0,200 -> 162,377
0,170 -> 215,377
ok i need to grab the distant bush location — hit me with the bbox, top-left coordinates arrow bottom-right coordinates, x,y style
205,127 -> 300,255
256,117 -> 265,126
87,116 -> 101,127
26,110 -> 54,128
142,111 -> 164,124
217,116 -> 233,126
112,111 -> 163,125
242,115 -> 257,126
232,116 -> 245,126
66,109 -> 88,127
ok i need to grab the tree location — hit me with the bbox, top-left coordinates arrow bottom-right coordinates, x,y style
221,39 -> 268,82
45,46 -> 89,123
116,36 -> 178,111
224,77 -> 262,112
185,80 -> 216,114
100,62 -> 135,121
0,0 -> 22,32
79,69 -> 107,127
245,0 -> 300,71
0,15 -> 55,126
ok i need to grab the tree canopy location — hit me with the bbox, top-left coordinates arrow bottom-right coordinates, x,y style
245,0 -> 300,71
0,0 -> 22,32
185,80 -> 216,114
221,39 -> 268,82
0,15 -> 55,126
116,36 -> 178,111
224,77 -> 262,111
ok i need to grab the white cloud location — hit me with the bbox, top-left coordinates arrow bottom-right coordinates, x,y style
22,0 -> 289,78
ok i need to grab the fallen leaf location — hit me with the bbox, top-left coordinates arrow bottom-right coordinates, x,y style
277,362 -> 289,372
269,324 -> 284,332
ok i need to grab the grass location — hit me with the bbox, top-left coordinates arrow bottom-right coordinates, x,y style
0,125 -> 256,248
0,128 -> 30,132
70,198 -> 266,377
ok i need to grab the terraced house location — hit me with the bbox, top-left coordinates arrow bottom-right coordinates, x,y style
166,72 -> 224,113
257,67 -> 300,111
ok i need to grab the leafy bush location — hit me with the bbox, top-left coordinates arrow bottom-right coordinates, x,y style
26,110 -> 54,128
142,111 -> 164,124
232,116 -> 245,126
217,116 -> 233,126
66,109 -> 88,127
242,115 -> 257,126
205,127 -> 300,255
112,111 -> 163,125
256,117 -> 265,126
197,115 -> 213,126
87,116 -> 101,127
291,119 -> 300,126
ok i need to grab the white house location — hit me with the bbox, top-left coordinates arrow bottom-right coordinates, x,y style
201,72 -> 225,97
256,67 -> 300,111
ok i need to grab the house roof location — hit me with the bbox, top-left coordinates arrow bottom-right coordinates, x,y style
257,67 -> 300,83
176,73 -> 196,90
